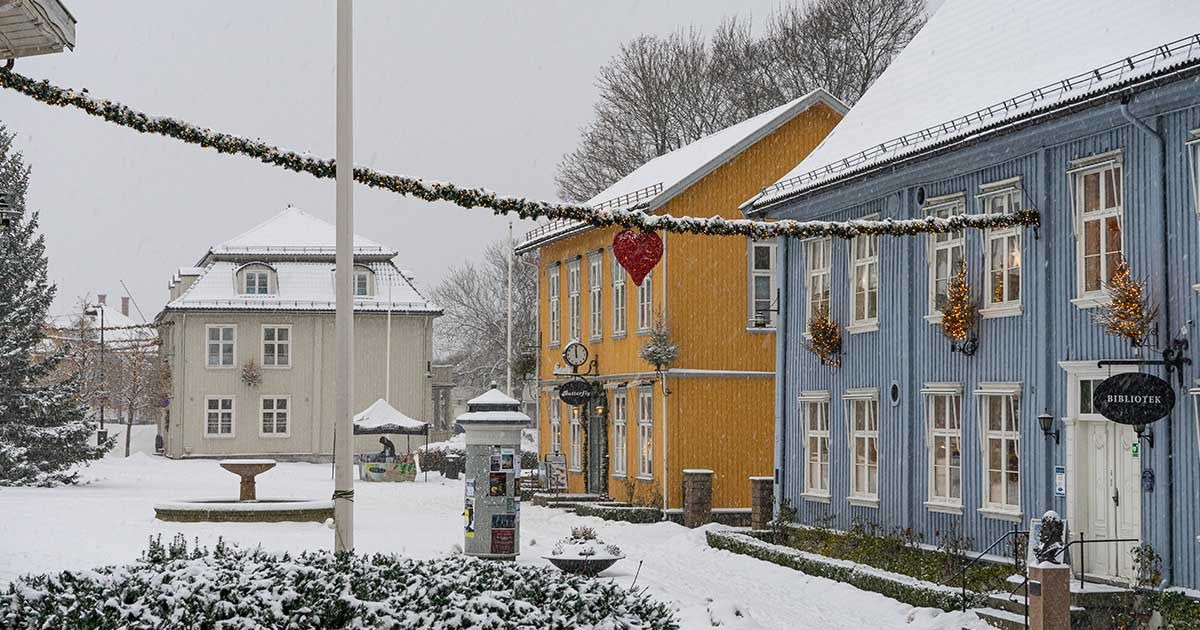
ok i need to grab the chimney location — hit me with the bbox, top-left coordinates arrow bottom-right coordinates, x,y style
121,296 -> 130,317
97,294 -> 106,306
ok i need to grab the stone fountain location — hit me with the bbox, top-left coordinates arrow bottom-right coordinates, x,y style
154,459 -> 333,523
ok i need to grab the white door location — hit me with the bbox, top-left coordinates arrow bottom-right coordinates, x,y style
1068,372 -> 1142,582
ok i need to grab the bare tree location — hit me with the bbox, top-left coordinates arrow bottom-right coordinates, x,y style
555,0 -> 926,203
431,240 -> 538,400
106,342 -> 168,457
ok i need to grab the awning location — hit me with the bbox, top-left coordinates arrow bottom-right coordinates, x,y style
352,398 -> 429,436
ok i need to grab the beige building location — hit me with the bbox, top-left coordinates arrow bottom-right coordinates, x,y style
157,207 -> 442,460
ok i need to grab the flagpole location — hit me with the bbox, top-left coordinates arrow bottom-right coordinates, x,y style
507,221 -> 513,396
333,0 -> 355,554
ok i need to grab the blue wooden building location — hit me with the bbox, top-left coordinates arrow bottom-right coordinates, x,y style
744,0 -> 1200,590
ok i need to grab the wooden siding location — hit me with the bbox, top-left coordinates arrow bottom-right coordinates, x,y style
769,77 -> 1200,590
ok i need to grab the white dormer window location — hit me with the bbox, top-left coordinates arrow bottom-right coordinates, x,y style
246,271 -> 269,294
238,263 -> 276,296
354,269 -> 373,297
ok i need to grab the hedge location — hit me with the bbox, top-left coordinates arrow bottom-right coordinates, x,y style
574,504 -> 663,524
706,530 -> 980,611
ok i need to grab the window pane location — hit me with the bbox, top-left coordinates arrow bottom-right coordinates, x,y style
1080,380 -> 1093,414
1105,217 -> 1122,256
223,328 -> 234,341
1007,268 -> 1020,302
989,471 -> 1002,503
1083,172 -> 1100,212
754,245 -> 772,271
1006,472 -> 1020,506
1105,167 -> 1120,209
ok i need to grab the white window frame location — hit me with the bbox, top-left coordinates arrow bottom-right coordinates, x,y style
611,251 -> 627,337
805,238 -> 832,335
799,391 -> 831,501
569,406 -> 583,471
844,388 -> 880,506
975,383 -> 1023,519
588,251 -> 602,341
1069,153 -> 1124,308
206,324 -> 236,369
547,264 -> 561,347
1190,386 -> 1200,457
979,180 -> 1024,317
637,388 -> 654,479
353,269 -> 372,297
261,324 -> 292,369
567,259 -> 581,342
749,240 -> 778,328
1187,132 -> 1200,293
848,219 -> 879,333
637,272 -> 654,333
549,398 -> 562,454
204,396 -> 235,438
259,395 -> 290,437
612,391 -> 628,477
243,270 -> 270,295
922,384 -> 963,513
924,194 -> 965,322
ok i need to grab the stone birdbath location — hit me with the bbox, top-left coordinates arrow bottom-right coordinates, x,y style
220,459 -> 277,501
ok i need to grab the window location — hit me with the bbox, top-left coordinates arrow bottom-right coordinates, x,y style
547,265 -> 560,346
982,185 -> 1023,313
980,389 -> 1021,513
260,396 -> 289,436
926,197 -> 965,317
612,391 -> 627,477
750,241 -> 777,327
206,325 -> 235,367
637,389 -> 653,478
806,238 -> 832,330
205,397 -> 234,436
569,406 -> 583,471
567,259 -> 581,341
849,232 -> 879,330
262,325 -> 291,368
244,270 -> 270,295
588,252 -> 602,341
549,399 -> 562,454
801,393 -> 830,498
1073,160 -> 1123,301
846,391 -> 879,502
924,388 -> 962,509
637,272 -> 653,332
611,251 -> 627,337
354,270 -> 372,297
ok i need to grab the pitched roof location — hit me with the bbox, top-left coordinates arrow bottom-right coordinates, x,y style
516,89 -> 846,252
210,207 -> 395,257
353,398 -> 428,434
748,0 -> 1200,209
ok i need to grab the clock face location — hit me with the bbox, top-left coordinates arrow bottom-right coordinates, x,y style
562,342 -> 588,367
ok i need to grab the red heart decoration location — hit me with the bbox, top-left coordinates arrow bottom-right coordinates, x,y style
612,229 -> 662,286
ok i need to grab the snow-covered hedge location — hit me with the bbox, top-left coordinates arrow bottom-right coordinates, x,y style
574,503 -> 663,524
706,530 -> 979,611
1,536 -> 678,629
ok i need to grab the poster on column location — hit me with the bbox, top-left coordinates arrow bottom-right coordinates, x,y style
491,528 -> 515,555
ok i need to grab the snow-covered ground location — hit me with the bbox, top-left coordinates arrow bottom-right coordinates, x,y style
0,435 -> 988,629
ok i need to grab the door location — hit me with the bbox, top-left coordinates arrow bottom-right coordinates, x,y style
586,407 -> 607,494
1069,370 -> 1142,582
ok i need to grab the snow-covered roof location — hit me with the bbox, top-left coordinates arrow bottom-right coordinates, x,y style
353,398 -> 429,434
467,387 -> 520,408
747,0 -> 1200,209
209,207 -> 395,258
516,89 -> 846,252
46,303 -> 155,349
164,260 -> 439,313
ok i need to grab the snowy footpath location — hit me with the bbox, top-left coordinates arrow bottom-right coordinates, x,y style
0,444 -> 988,629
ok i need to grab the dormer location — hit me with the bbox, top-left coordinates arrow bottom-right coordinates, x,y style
236,262 -> 277,296
353,265 -> 375,297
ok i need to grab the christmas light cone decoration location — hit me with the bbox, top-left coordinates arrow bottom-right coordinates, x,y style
1095,256 -> 1159,347
941,261 -> 979,355
806,303 -> 843,367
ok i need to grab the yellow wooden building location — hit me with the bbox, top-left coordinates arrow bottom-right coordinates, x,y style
517,90 -> 844,511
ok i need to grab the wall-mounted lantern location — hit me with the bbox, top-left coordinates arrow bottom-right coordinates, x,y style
1038,412 -> 1060,445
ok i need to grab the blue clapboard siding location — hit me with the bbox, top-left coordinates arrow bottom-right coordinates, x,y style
768,76 -> 1200,590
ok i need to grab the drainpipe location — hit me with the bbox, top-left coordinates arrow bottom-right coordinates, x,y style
660,228 -> 670,511
1119,97 -> 1173,585
774,236 -> 789,517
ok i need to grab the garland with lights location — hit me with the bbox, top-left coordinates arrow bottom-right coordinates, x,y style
0,68 -> 1041,240
941,261 -> 979,355
805,304 -> 843,367
1095,256 -> 1158,347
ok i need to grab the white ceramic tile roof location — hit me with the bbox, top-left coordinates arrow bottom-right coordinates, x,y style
210,207 -> 395,256
748,0 -> 1200,208
165,260 -> 439,313
517,89 -> 845,252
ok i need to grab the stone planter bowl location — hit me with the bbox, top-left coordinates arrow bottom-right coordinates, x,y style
544,555 -> 624,576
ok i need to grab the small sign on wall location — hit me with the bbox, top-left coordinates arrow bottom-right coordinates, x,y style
1054,466 -> 1066,497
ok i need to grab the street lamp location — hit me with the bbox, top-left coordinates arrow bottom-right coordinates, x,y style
1037,411 -> 1059,445
83,304 -> 106,440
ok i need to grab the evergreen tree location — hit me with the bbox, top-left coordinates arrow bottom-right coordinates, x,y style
0,125 -> 111,486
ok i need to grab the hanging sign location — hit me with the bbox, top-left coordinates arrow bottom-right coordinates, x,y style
558,379 -> 592,407
1092,373 -> 1175,426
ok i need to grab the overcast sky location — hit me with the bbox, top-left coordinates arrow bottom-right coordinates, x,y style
5,1 -> 941,320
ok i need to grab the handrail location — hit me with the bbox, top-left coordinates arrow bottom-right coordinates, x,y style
939,528 -> 1028,612
1062,533 -> 1140,589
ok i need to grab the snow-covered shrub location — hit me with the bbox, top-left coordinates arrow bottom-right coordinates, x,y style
1,536 -> 677,629
574,503 -> 662,524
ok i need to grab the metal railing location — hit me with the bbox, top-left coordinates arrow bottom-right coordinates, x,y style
939,528 -> 1029,612
1065,533 -> 1141,589
520,182 -> 664,245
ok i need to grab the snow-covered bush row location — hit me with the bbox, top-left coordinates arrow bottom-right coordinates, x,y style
574,503 -> 663,524
1,535 -> 678,629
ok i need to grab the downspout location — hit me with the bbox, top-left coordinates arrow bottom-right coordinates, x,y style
1120,98 -> 1173,585
1037,145 -> 1054,513
774,236 -> 789,517
179,312 -> 187,457
661,228 -> 670,511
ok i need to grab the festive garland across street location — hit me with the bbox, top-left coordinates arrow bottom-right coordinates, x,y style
0,69 -> 1040,240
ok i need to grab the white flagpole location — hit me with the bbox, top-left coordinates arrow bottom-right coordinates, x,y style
507,221 -> 514,396
333,0 -> 355,554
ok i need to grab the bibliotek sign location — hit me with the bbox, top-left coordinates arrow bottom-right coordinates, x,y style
1092,372 -> 1175,426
